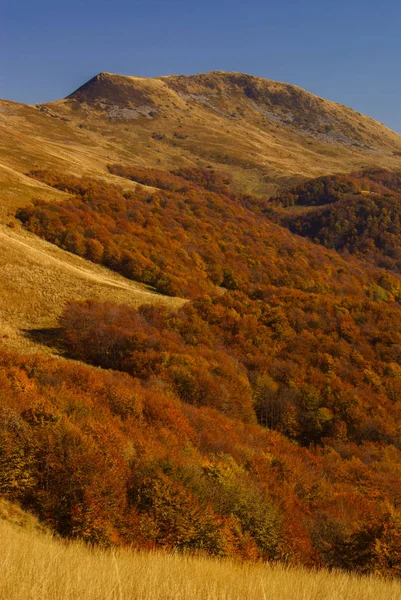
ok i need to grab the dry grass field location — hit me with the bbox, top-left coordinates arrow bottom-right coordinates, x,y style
0,223 -> 185,353
1,515 -> 400,600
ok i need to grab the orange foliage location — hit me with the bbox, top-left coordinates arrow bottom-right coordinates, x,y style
0,344 -> 401,572
271,167 -> 401,275
8,165 -> 401,574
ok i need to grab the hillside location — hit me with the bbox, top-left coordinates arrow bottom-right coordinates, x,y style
3,72 -> 401,578
0,223 -> 184,352
1,71 -> 401,215
269,168 -> 401,273
0,166 -> 400,574
1,70 -> 401,351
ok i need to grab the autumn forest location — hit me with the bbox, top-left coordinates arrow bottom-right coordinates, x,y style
0,164 -> 398,575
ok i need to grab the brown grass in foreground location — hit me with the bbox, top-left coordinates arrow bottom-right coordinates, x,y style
1,519 -> 400,600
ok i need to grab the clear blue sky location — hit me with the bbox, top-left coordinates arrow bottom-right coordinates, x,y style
2,0 -> 401,132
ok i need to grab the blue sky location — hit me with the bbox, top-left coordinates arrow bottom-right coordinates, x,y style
2,0 -> 401,132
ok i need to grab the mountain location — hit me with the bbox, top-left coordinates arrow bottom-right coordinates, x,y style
2,70 -> 401,215
3,72 -> 401,574
1,70 -> 399,349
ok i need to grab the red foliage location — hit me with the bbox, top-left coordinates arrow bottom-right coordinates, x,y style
19,167 -> 390,299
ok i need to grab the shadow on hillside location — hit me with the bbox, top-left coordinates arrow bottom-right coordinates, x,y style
23,327 -> 66,354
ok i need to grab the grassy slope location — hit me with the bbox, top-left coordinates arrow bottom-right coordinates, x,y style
1,515 -> 400,600
0,223 -> 184,352
2,71 -> 401,208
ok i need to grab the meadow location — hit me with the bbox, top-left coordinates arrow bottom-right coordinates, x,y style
1,517 -> 401,600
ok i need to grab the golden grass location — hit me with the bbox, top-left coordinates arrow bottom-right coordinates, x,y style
1,517 -> 400,600
0,224 -> 185,353
0,499 -> 49,534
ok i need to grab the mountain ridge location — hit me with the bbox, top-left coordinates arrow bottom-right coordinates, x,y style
65,70 -> 401,150
1,69 -> 401,216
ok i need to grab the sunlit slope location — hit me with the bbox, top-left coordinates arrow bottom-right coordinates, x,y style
0,224 -> 184,352
1,71 -> 401,208
0,98 -> 142,221
1,517 -> 401,600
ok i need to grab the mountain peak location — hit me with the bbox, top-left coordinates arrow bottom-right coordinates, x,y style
66,71 -> 161,106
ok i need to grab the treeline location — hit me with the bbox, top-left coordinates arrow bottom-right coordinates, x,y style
270,168 -> 401,208
1,342 -> 401,574
60,295 -> 401,449
282,194 -> 401,273
108,164 -> 233,195
59,299 -> 255,423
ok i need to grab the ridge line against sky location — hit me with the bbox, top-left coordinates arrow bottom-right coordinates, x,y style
1,0 -> 401,133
